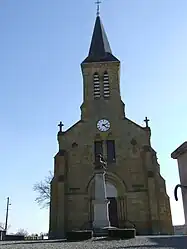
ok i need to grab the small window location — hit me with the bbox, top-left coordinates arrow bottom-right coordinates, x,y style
106,140 -> 116,162
103,71 -> 110,98
94,141 -> 103,161
93,73 -> 100,99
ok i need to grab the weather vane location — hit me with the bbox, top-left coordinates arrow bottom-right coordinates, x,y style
95,0 -> 101,16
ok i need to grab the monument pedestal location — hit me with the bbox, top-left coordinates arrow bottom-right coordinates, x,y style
93,199 -> 110,229
92,157 -> 111,233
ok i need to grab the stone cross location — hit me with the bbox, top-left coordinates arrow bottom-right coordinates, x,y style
95,0 -> 101,16
58,121 -> 64,132
144,117 -> 150,128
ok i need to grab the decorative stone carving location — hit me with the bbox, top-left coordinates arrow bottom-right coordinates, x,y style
72,142 -> 78,148
94,154 -> 107,171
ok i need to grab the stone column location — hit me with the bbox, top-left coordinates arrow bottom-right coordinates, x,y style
92,154 -> 110,229
93,169 -> 110,228
171,142 -> 187,233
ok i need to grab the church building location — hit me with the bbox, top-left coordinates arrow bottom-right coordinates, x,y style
49,14 -> 173,238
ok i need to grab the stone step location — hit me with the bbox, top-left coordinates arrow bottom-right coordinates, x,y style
92,228 -> 108,237
92,227 -> 117,237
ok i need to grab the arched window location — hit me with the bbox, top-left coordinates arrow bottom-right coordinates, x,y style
106,140 -> 116,162
94,140 -> 103,162
93,73 -> 100,99
103,71 -> 110,98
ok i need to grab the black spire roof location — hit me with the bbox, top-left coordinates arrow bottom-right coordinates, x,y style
82,16 -> 119,63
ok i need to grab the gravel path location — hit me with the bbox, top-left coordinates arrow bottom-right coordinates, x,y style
0,236 -> 186,249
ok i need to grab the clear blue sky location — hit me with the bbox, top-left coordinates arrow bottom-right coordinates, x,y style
0,0 -> 187,234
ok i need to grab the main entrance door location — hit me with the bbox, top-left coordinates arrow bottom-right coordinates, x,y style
108,197 -> 118,227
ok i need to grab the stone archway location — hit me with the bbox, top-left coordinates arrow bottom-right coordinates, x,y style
87,171 -> 127,197
106,182 -> 118,197
87,172 -> 127,228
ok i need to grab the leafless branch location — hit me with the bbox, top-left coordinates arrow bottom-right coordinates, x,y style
33,170 -> 53,208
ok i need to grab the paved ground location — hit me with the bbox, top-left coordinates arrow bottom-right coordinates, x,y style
0,236 -> 186,249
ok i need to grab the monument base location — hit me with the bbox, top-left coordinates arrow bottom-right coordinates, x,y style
66,230 -> 93,241
92,227 -> 108,237
92,199 -> 110,229
108,228 -> 136,239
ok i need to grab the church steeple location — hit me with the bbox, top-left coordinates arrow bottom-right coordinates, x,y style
82,16 -> 119,63
80,15 -> 124,121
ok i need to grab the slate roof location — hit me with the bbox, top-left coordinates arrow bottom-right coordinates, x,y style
82,16 -> 119,63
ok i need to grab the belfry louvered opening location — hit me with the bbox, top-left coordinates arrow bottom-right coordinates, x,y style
103,71 -> 110,98
93,73 -> 100,99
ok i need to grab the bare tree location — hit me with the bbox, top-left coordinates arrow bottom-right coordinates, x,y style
16,229 -> 29,236
33,171 -> 53,208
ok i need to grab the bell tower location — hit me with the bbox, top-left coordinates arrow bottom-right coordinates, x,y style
80,15 -> 125,121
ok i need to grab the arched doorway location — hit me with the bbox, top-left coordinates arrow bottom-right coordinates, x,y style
106,182 -> 118,227
87,172 -> 127,229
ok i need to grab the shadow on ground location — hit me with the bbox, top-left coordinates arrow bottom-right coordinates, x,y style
150,236 -> 187,249
0,239 -> 66,246
1,236 -> 187,248
112,236 -> 187,249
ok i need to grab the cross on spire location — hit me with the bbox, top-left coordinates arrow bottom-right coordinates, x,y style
58,121 -> 64,132
144,117 -> 150,128
95,0 -> 101,16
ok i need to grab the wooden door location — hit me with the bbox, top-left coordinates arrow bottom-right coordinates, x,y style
108,197 -> 118,227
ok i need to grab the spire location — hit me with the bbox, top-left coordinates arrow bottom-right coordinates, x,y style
82,16 -> 119,63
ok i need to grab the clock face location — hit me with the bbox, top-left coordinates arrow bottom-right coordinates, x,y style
97,119 -> 110,132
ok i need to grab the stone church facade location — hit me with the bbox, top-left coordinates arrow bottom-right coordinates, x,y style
49,16 -> 173,238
